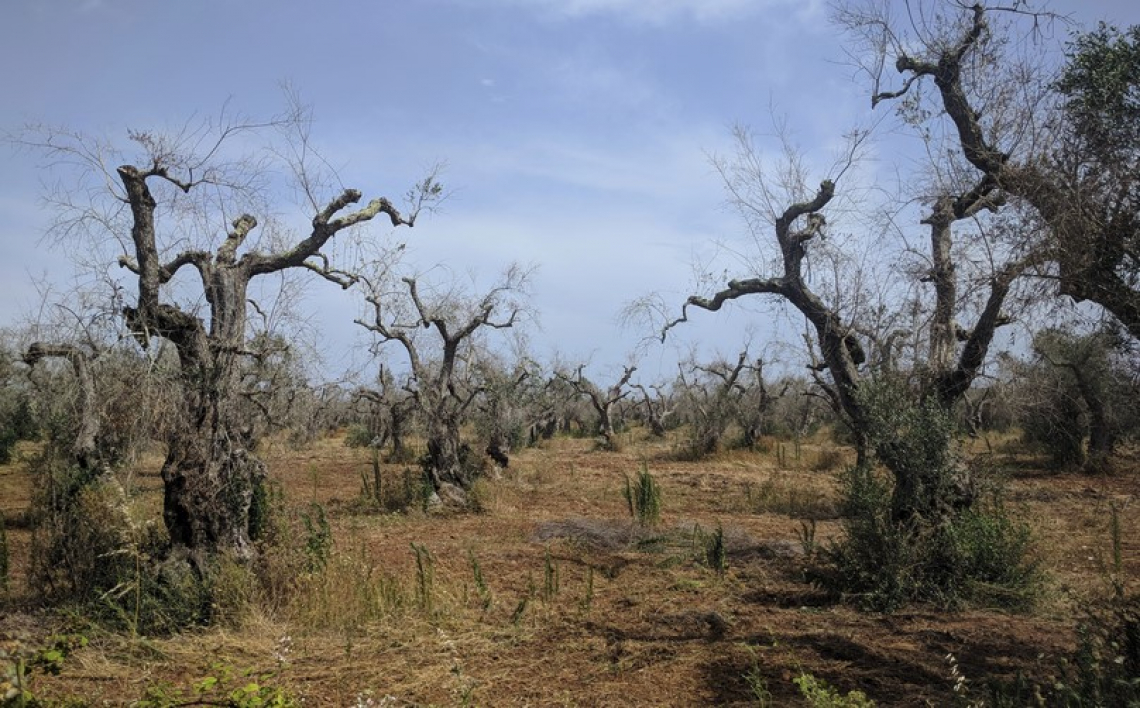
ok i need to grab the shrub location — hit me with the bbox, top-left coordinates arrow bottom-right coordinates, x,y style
819,463 -> 1040,612
794,673 -> 876,707
343,423 -> 376,449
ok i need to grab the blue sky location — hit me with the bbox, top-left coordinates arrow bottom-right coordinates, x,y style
3,0 -> 1138,383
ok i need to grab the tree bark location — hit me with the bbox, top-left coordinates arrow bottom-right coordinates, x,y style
115,162 -> 420,559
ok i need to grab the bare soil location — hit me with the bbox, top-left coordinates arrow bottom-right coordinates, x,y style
2,431 -> 1138,706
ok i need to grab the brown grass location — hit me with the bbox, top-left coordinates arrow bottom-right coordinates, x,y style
2,430 -> 1139,705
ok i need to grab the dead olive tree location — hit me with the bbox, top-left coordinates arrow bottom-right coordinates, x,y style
848,3 -> 1140,340
356,265 -> 530,507
555,364 -> 637,450
352,364 -> 418,463
674,351 -> 751,458
24,110 -> 439,560
664,119 -> 1029,527
631,380 -> 674,438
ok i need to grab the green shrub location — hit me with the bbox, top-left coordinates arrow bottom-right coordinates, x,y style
816,379 -> 1041,612
819,463 -> 1040,612
794,673 -> 876,707
343,423 -> 376,449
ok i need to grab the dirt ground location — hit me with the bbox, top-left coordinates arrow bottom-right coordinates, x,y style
2,430 -> 1138,706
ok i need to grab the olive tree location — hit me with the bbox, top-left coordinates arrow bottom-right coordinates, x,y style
554,364 -> 637,450
846,3 -> 1140,340
22,107 -> 439,561
355,264 -> 531,507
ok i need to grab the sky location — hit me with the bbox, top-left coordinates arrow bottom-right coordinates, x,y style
2,0 -> 1139,385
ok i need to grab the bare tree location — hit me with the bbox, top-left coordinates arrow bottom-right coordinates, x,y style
674,351 -> 750,458
21,106 -> 440,561
353,364 -> 418,463
631,381 -> 674,438
555,364 -> 637,450
23,342 -> 102,474
356,265 -> 531,507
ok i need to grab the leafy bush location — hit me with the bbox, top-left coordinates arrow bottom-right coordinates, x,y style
820,463 -> 1040,612
816,380 -> 1040,612
343,423 -> 377,449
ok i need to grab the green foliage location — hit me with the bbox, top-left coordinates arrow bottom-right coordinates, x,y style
1019,382 -> 1086,468
794,673 -> 876,708
0,385 -> 38,465
1056,23 -> 1140,161
136,660 -> 298,707
28,476 -> 212,635
858,380 -> 961,522
1,634 -> 87,707
343,424 -> 376,449
821,463 -> 1039,612
247,476 -> 284,544
623,462 -> 662,527
299,503 -> 332,574
817,380 -> 1040,612
1016,328 -> 1135,471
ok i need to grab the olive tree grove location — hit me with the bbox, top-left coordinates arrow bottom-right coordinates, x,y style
22,107 -> 440,562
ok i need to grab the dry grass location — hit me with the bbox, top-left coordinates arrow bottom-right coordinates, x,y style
2,429 -> 1139,705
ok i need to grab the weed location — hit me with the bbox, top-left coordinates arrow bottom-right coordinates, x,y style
623,462 -> 662,527
542,547 -> 560,602
1,633 -> 88,706
742,646 -> 772,707
511,595 -> 529,625
743,474 -> 837,520
581,566 -> 594,613
468,549 -> 492,612
794,672 -> 876,707
300,503 -> 332,573
1053,504 -> 1140,706
135,659 -> 298,707
704,523 -> 727,577
798,519 -> 818,557
411,543 -> 435,616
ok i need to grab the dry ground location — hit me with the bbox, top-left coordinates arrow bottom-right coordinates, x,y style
2,430 -> 1139,706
